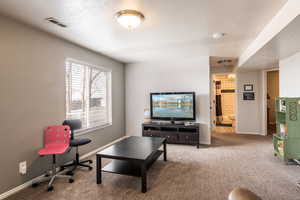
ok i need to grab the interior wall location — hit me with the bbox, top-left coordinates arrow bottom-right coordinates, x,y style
236,71 -> 263,134
280,51 -> 300,97
125,58 -> 211,144
0,16 -> 125,194
210,66 -> 234,74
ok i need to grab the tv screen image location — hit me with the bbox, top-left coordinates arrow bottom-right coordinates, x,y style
150,92 -> 195,120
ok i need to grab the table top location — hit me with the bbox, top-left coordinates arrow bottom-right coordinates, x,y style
96,136 -> 165,161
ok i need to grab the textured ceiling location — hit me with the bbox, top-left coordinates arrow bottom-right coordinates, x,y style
238,15 -> 300,71
0,0 -> 288,63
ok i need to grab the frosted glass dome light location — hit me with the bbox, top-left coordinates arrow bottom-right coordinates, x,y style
116,10 -> 145,29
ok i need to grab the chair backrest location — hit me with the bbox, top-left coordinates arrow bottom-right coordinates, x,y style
62,120 -> 82,140
44,125 -> 71,147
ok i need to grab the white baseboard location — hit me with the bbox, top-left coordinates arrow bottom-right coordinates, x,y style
200,140 -> 211,145
80,136 -> 128,160
0,174 -> 45,200
237,131 -> 262,135
0,136 -> 127,200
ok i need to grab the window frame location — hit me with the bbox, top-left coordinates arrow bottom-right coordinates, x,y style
65,58 -> 112,135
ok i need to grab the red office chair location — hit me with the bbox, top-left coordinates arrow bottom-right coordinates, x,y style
32,125 -> 74,191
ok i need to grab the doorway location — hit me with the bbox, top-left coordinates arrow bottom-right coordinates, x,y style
212,74 -> 236,134
267,70 -> 279,135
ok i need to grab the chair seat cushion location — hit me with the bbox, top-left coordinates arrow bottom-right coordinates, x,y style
70,138 -> 92,146
38,144 -> 69,155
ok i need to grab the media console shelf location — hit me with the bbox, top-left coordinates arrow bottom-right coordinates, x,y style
142,122 -> 200,148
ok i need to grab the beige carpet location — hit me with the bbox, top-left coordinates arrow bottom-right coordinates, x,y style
6,133 -> 300,200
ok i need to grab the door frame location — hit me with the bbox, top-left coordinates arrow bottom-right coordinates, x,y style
210,73 -> 237,132
261,68 -> 279,136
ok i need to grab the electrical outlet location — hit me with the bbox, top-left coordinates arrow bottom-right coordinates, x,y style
19,161 -> 27,175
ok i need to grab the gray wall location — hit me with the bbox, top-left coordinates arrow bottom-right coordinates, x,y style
0,16 -> 125,194
236,71 -> 263,134
210,66 -> 234,74
279,51 -> 300,97
125,58 -> 211,144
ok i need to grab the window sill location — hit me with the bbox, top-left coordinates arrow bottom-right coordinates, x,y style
74,123 -> 112,136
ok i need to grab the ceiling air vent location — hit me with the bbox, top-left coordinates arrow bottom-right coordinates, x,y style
217,59 -> 232,64
45,17 -> 67,28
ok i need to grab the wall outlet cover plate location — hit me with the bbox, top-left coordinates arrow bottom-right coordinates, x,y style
19,161 -> 27,175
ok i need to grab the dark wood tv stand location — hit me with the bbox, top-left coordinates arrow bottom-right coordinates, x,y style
142,122 -> 200,148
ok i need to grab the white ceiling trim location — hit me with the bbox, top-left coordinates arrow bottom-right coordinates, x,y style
238,0 -> 300,68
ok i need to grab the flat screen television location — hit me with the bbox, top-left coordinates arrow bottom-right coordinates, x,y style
150,92 -> 196,122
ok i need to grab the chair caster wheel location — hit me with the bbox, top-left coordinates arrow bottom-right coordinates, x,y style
47,186 -> 54,191
32,183 -> 39,188
88,167 -> 93,171
66,171 -> 74,176
89,160 -> 93,164
69,178 -> 74,183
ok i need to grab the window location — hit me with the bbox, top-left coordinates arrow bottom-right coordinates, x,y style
65,59 -> 111,132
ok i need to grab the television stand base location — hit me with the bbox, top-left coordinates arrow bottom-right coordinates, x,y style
142,122 -> 200,148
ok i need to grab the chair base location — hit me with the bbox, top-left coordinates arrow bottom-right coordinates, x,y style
61,150 -> 93,175
32,155 -> 74,191
33,173 -> 74,191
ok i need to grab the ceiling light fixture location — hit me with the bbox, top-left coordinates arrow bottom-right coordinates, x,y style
115,9 -> 145,29
212,32 -> 226,39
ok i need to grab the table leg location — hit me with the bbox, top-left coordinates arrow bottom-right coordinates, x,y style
96,156 -> 102,184
163,140 -> 167,161
141,163 -> 147,193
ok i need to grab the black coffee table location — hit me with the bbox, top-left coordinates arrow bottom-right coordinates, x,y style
96,136 -> 167,193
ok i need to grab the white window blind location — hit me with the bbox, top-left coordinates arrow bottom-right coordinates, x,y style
65,59 -> 111,131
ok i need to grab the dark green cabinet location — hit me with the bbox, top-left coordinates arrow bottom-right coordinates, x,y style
273,98 -> 300,163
